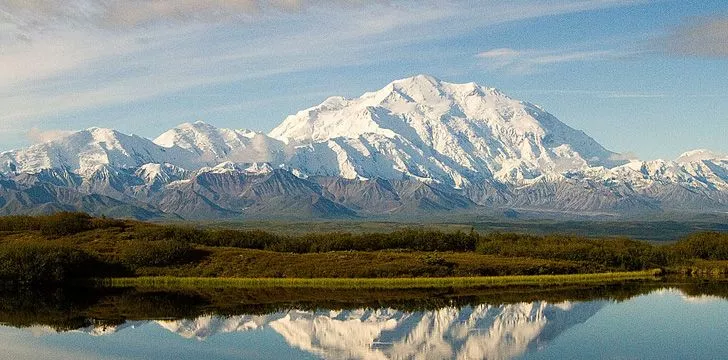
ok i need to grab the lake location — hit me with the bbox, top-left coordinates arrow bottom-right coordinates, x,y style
0,281 -> 726,359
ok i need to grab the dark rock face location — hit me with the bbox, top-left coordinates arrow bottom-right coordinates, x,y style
0,161 -> 725,220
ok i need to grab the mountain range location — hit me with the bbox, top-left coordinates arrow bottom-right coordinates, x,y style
1,75 -> 727,219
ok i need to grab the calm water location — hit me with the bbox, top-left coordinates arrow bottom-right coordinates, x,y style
1,283 -> 727,359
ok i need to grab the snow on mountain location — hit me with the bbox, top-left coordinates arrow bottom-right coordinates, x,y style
0,75 -> 726,217
0,122 -> 285,179
271,74 -> 625,187
154,121 -> 286,165
0,127 -> 195,176
135,163 -> 189,188
601,157 -> 728,191
193,161 -> 275,176
676,149 -> 727,164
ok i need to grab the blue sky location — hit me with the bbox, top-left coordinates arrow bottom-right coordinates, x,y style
0,0 -> 726,159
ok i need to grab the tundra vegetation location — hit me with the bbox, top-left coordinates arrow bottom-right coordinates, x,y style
0,212 -> 726,286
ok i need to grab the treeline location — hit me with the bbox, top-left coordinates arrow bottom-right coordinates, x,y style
0,212 -> 124,236
0,213 -> 480,252
128,218 -> 728,271
133,226 -> 481,253
476,233 -> 667,271
670,232 -> 728,261
0,243 -> 99,285
1,213 -> 728,284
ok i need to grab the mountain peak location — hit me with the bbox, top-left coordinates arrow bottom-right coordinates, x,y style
155,122 -> 284,165
84,127 -> 130,143
270,75 -> 623,186
0,126 -> 196,175
390,74 -> 441,88
676,149 -> 726,163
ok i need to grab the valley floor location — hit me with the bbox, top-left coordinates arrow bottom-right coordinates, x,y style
0,213 -> 727,286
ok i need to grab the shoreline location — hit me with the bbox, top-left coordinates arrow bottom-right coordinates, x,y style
97,269 -> 663,290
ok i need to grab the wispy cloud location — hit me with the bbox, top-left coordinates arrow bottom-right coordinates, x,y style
26,127 -> 75,144
476,48 -> 623,74
516,89 -> 726,99
658,16 -> 728,57
0,0 -> 305,29
0,0 -> 647,135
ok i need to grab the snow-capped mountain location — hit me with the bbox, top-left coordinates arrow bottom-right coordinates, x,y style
0,127 -> 195,176
154,121 -> 286,165
271,74 -> 624,187
0,75 -> 726,219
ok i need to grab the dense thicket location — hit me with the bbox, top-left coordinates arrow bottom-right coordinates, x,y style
671,232 -> 728,261
134,224 -> 480,253
475,233 -> 668,271
118,240 -> 199,268
0,215 -> 43,232
0,243 -> 96,285
121,221 -> 728,272
0,212 -> 122,236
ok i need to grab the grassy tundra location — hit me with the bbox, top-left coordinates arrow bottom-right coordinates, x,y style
103,270 -> 662,290
0,213 -> 725,286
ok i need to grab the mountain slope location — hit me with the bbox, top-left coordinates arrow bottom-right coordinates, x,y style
271,74 -> 625,187
0,127 -> 195,176
154,121 -> 286,165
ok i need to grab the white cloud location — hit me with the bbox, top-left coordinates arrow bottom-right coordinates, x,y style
517,89 -> 725,99
26,127 -> 75,144
1,0 -> 642,26
476,48 -> 521,58
0,0 -> 646,135
476,48 -> 621,74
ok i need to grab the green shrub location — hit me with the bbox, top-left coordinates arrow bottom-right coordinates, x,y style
38,212 -> 93,237
0,213 -> 127,236
0,215 -> 42,232
132,225 -> 207,243
0,243 -> 96,285
475,233 -> 667,271
125,224 -> 479,253
90,216 -> 128,230
205,229 -> 278,249
119,240 -> 198,268
670,232 -> 728,261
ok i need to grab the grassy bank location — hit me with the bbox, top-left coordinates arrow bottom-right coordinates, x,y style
0,213 -> 727,285
671,260 -> 728,276
100,270 -> 662,290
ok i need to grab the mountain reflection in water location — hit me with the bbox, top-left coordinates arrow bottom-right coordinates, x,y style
149,301 -> 603,359
1,282 -> 728,360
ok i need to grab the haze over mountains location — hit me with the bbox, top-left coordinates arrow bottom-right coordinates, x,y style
1,75 -> 727,219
